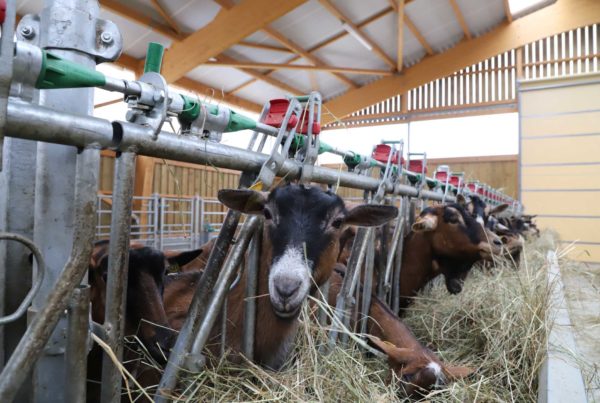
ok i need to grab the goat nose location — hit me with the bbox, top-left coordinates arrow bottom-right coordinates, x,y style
275,278 -> 302,299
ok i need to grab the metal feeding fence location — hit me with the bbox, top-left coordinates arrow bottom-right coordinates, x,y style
96,194 -> 225,250
0,2 -> 518,402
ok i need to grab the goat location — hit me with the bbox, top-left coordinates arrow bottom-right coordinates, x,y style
163,184 -> 398,370
398,195 -> 504,308
328,264 -> 473,397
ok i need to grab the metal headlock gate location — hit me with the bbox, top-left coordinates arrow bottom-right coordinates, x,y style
0,1 -> 520,402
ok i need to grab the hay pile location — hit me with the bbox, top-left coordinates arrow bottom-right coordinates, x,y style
152,233 -> 556,402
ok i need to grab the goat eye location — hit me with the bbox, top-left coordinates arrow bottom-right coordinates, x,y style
448,215 -> 459,224
263,208 -> 272,220
331,217 -> 344,229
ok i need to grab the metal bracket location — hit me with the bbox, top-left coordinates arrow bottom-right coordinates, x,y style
17,10 -> 122,63
189,103 -> 230,142
293,92 -> 322,184
125,72 -> 168,138
256,98 -> 302,189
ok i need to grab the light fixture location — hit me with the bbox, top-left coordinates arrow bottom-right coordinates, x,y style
507,0 -> 555,19
341,22 -> 373,52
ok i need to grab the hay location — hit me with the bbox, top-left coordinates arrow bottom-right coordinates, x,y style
137,232 -> 557,402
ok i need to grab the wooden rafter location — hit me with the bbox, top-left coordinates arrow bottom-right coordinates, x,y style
449,0 -> 472,40
161,0 -> 307,82
206,60 -> 393,76
99,0 -> 183,40
397,0 -> 405,71
214,0 -> 358,90
503,0 -> 513,23
229,6 -> 395,94
261,27 -> 358,88
317,0 -> 396,70
215,54 -> 304,95
94,98 -> 122,109
404,15 -> 434,55
321,0 -> 600,124
238,41 -> 294,53
149,0 -> 181,35
100,0 -> 305,96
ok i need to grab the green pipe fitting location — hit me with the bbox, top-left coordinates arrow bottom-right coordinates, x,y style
36,51 -> 106,89
226,110 -> 257,132
144,42 -> 164,74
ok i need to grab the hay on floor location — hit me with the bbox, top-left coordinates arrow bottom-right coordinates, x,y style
136,232 -> 560,402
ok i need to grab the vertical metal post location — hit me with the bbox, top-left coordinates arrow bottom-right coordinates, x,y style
359,230 -> 375,335
100,151 -> 137,403
153,193 -> 160,249
27,1 -> 99,401
242,224 -> 262,360
65,285 -> 91,403
0,138 -> 37,403
0,146 -> 100,402
391,197 -> 407,313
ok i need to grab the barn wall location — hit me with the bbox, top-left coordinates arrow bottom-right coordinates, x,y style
519,72 -> 600,262
323,155 -> 518,200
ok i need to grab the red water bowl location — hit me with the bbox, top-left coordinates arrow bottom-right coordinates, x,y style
264,99 -> 298,129
372,144 -> 400,165
407,160 -> 427,173
297,109 -> 321,135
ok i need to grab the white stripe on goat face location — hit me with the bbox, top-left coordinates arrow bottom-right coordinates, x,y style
268,247 -> 312,318
427,361 -> 445,386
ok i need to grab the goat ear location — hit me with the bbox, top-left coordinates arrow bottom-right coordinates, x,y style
456,194 -> 467,208
443,364 -> 475,380
367,336 -> 415,364
218,189 -> 267,214
345,205 -> 398,227
165,249 -> 204,267
490,203 -> 509,216
412,214 -> 438,232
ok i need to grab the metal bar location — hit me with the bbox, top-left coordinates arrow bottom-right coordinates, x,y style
156,170 -> 253,401
65,285 -> 91,403
359,230 -> 375,335
100,151 -> 137,403
328,227 -> 370,347
4,102 -> 457,203
0,233 -> 45,325
242,224 -> 262,360
191,216 -> 260,355
391,197 -> 408,313
0,146 -> 99,402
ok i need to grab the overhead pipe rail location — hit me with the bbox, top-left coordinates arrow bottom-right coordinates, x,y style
0,3 -> 520,401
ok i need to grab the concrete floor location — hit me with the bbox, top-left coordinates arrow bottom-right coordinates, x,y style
561,261 -> 600,402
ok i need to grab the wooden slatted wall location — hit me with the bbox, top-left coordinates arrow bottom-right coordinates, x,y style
519,72 -> 600,262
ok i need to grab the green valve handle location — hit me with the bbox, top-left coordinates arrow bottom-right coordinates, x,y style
144,42 -> 164,74
36,51 -> 106,89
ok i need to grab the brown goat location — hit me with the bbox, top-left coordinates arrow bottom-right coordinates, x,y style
328,264 -> 473,397
163,184 -> 398,369
398,196 -> 504,308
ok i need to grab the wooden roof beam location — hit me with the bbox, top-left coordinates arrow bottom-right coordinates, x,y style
214,0 -> 358,89
238,41 -> 294,53
317,0 -> 396,70
449,0 -> 472,40
149,0 -> 181,35
215,54 -> 304,95
229,6 -> 395,94
206,61 -> 393,76
503,0 -> 513,23
404,14 -> 434,55
322,0 -> 600,124
388,0 -> 434,55
397,0 -> 405,71
161,0 -> 307,82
